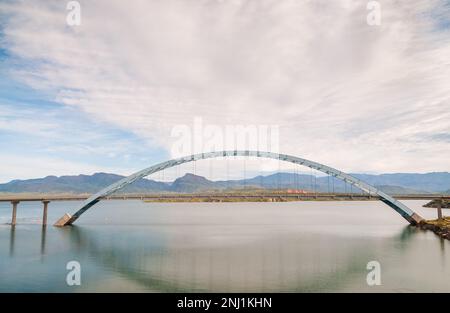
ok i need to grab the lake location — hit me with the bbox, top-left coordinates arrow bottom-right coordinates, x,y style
0,200 -> 449,292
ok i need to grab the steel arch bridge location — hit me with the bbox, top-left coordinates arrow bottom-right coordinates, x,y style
54,150 -> 424,226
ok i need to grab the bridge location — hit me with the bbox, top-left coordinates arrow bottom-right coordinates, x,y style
48,150 -> 426,227
3,193 -> 447,226
1,193 -> 447,203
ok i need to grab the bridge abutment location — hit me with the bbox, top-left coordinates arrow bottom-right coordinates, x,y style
54,213 -> 72,227
407,213 -> 425,225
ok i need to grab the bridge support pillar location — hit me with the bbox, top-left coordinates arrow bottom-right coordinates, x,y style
437,199 -> 443,221
42,201 -> 50,226
11,201 -> 19,226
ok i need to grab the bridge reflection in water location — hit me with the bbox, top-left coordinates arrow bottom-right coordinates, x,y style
6,224 -> 437,292
46,227 -> 372,292
2,200 -> 450,292
68,227 -> 367,292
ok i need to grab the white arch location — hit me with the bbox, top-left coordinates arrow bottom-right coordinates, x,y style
54,151 -> 424,226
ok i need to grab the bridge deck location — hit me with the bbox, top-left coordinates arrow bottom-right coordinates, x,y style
0,193 -> 448,202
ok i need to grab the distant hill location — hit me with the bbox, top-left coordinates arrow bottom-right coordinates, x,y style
373,185 -> 430,195
215,173 -> 436,194
0,171 -> 448,194
350,173 -> 450,194
0,173 -> 169,194
171,173 -> 216,193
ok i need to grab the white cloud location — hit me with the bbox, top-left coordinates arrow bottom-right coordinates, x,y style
1,0 -> 449,175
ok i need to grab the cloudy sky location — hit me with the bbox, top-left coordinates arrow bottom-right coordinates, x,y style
0,0 -> 449,183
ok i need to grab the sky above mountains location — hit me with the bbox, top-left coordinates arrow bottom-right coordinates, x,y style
0,0 -> 449,183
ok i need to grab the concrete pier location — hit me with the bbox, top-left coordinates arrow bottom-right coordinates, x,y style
437,199 -> 443,221
42,200 -> 50,226
11,201 -> 19,226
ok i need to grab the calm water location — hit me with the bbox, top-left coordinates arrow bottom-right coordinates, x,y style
0,200 -> 449,292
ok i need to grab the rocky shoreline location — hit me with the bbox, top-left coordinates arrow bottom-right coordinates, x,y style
419,217 -> 450,240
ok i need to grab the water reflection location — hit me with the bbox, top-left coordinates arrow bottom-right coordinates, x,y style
47,224 -> 422,292
2,200 -> 450,292
40,226 -> 47,257
9,226 -> 15,257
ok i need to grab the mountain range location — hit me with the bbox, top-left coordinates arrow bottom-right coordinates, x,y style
0,172 -> 449,194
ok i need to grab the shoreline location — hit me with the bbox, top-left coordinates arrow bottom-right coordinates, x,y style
420,217 -> 450,240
